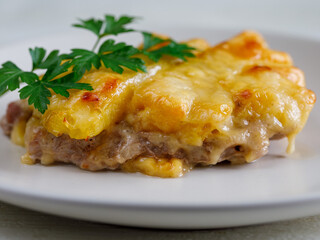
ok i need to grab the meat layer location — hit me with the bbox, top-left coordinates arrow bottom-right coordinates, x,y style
3,100 -> 277,171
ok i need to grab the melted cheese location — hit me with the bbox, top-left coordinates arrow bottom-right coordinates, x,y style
39,31 -> 315,153
21,153 -> 36,165
10,119 -> 27,147
122,157 -> 190,178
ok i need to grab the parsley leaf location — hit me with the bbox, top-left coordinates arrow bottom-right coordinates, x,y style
148,41 -> 196,62
73,18 -> 103,37
44,75 -> 93,98
142,32 -> 195,62
29,47 -> 46,70
67,39 -> 146,76
0,61 -> 38,96
29,47 -> 62,71
67,49 -> 101,81
41,61 -> 72,82
103,15 -> 136,36
99,40 -> 146,73
142,32 -> 166,51
19,82 -> 51,114
98,39 -> 127,53
101,50 -> 146,74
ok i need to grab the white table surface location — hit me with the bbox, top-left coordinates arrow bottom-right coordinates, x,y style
0,201 -> 320,240
0,0 -> 320,239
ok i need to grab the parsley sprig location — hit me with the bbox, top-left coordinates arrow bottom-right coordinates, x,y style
0,14 -> 195,114
0,49 -> 92,113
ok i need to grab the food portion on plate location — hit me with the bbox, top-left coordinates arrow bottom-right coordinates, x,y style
0,15 -> 316,178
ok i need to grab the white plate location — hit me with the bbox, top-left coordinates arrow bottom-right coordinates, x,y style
0,28 -> 319,229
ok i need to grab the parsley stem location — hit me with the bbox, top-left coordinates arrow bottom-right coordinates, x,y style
92,37 -> 101,52
0,88 -> 9,96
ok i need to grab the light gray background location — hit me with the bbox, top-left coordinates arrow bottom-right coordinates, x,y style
0,0 -> 320,239
0,0 -> 320,47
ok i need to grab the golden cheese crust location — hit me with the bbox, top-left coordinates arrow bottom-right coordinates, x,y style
40,37 -> 211,139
